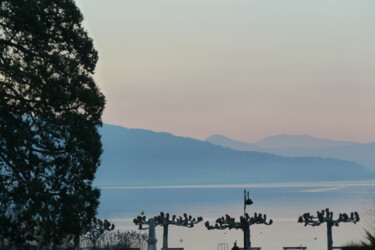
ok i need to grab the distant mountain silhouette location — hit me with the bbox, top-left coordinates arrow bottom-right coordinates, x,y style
205,135 -> 375,170
259,142 -> 375,171
254,134 -> 358,148
206,135 -> 259,151
95,124 -> 375,186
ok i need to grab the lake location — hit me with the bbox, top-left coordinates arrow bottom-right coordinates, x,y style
97,180 -> 375,250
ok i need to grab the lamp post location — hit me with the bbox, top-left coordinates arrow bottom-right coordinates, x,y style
134,212 -> 203,250
243,190 -> 253,249
298,208 -> 360,250
205,190 -> 272,250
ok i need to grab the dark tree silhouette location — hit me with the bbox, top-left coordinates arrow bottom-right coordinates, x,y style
79,230 -> 148,250
81,218 -> 115,250
298,208 -> 360,250
361,190 -> 375,249
361,230 -> 375,249
0,0 -> 105,247
205,213 -> 272,250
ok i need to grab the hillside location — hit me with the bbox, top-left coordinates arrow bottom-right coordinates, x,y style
254,134 -> 359,148
205,134 -> 375,170
205,135 -> 259,151
95,124 -> 375,186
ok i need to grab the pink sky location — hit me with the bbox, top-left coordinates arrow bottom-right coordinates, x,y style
77,0 -> 375,143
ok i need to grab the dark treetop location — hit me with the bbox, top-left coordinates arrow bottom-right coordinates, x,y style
0,0 -> 105,246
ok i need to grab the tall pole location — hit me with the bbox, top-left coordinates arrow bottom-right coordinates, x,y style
244,189 -> 252,250
248,223 -> 251,250
244,222 -> 250,250
162,224 -> 168,250
147,218 -> 157,250
327,221 -> 333,250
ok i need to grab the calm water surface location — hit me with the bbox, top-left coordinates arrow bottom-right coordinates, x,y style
97,181 -> 375,250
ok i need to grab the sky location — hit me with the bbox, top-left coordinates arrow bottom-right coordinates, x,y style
76,0 -> 375,143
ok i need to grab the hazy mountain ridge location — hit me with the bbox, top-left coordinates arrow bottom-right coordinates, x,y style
95,124 -> 375,186
205,134 -> 259,151
205,134 -> 375,170
254,134 -> 359,148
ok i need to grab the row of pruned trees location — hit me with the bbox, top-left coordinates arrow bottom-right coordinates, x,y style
56,218 -> 147,250
0,217 -> 146,250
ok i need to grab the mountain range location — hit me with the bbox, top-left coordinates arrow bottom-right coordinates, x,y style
205,134 -> 375,171
95,124 -> 375,186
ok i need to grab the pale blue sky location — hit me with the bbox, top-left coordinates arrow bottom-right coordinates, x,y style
77,0 -> 375,142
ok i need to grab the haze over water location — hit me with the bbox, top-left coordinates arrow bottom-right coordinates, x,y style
97,181 -> 374,250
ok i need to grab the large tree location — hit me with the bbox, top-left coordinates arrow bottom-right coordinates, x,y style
0,0 -> 105,246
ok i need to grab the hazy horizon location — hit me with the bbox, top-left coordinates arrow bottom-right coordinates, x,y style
77,0 -> 375,143
103,122 -> 370,144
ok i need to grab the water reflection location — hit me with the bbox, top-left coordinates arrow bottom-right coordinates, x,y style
97,181 -> 374,250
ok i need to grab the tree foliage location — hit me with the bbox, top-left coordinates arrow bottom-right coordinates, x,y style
0,0 -> 105,246
81,218 -> 115,249
362,230 -> 375,250
360,188 -> 375,250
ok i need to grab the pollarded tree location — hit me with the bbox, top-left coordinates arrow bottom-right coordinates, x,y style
0,0 -> 105,246
80,218 -> 115,249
